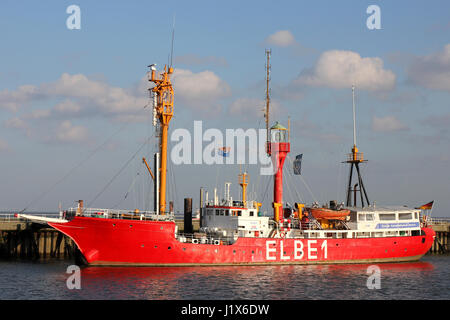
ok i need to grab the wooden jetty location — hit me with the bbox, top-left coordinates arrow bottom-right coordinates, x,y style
428,218 -> 450,254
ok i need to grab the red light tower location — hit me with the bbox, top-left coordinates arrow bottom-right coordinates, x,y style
269,122 -> 290,222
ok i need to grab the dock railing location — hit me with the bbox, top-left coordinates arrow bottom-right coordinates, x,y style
428,217 -> 450,225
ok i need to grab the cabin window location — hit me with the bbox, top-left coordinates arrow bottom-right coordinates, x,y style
237,210 -> 242,216
225,210 -> 230,216
358,214 -> 365,221
415,212 -> 418,219
220,210 -> 225,216
366,213 -> 374,221
215,210 -> 219,216
379,213 -> 396,221
249,211 -> 254,217
399,213 -> 412,220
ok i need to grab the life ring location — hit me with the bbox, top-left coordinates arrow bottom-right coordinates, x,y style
279,218 -> 291,232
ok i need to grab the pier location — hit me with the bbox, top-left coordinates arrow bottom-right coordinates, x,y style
428,218 -> 450,254
0,213 -> 79,261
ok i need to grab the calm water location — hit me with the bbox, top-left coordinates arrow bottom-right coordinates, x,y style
0,255 -> 449,300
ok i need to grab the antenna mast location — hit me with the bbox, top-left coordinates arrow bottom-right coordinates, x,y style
170,14 -> 175,68
352,85 -> 357,147
265,49 -> 271,155
344,85 -> 370,208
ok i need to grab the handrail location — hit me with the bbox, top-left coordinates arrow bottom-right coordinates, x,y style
65,207 -> 175,221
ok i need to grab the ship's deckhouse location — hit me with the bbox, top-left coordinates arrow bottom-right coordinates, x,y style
347,206 -> 422,235
202,204 -> 271,238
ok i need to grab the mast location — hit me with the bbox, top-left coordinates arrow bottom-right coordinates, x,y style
344,85 -> 370,207
148,65 -> 174,214
239,169 -> 248,206
352,85 -> 357,148
265,49 -> 271,155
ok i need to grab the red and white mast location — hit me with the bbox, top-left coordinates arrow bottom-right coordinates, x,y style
264,50 -> 290,222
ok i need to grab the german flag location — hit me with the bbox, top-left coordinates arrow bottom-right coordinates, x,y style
416,201 -> 434,210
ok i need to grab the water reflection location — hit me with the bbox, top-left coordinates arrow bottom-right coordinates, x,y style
78,261 -> 435,300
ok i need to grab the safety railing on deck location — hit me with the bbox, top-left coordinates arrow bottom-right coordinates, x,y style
0,212 -> 60,222
176,232 -> 234,245
65,208 -> 175,221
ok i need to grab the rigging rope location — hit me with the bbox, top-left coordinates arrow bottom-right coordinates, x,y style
87,136 -> 153,208
285,155 -> 318,204
285,156 -> 304,204
20,120 -> 132,213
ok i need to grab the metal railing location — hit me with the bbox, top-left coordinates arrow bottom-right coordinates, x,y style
0,212 -> 59,222
176,232 -> 234,245
66,207 -> 175,221
428,217 -> 450,225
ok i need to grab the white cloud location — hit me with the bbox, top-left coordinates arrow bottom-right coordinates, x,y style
5,117 -> 29,130
174,54 -> 228,67
228,97 -> 283,121
265,30 -> 296,47
53,100 -> 82,115
0,85 -> 41,112
0,73 -> 148,118
172,68 -> 231,114
294,50 -> 396,91
41,73 -> 148,115
407,44 -> 450,91
54,121 -> 89,143
0,138 -> 10,152
1,70 -> 231,119
372,116 -> 409,132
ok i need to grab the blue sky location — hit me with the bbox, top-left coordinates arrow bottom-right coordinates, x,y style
1,1 -> 449,216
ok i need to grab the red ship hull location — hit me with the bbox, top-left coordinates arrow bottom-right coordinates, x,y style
49,217 -> 435,266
